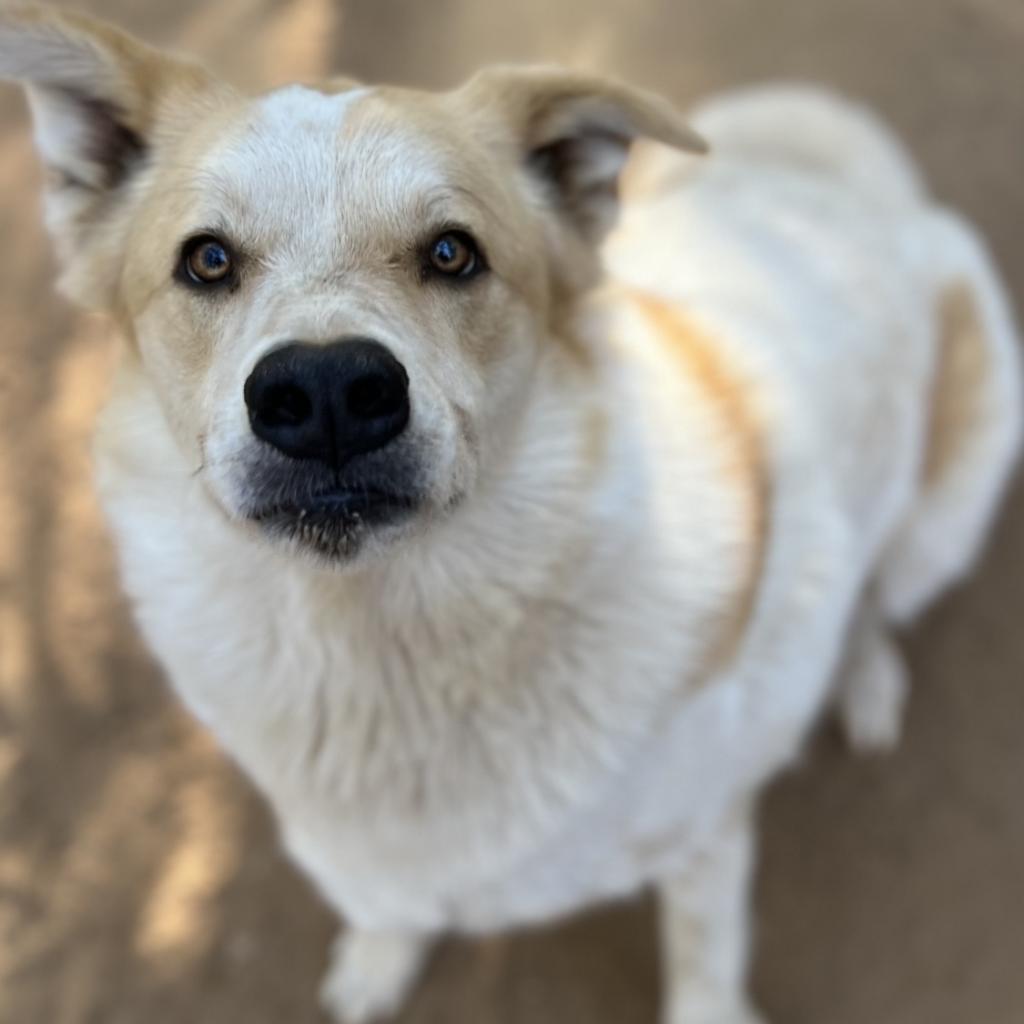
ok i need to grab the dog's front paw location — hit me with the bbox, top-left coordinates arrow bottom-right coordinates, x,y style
319,928 -> 431,1024
663,994 -> 767,1024
668,1009 -> 766,1024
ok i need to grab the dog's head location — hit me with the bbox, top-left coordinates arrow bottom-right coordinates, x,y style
0,6 -> 704,565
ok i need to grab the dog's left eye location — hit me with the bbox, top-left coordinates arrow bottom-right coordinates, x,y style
180,235 -> 235,286
425,231 -> 484,279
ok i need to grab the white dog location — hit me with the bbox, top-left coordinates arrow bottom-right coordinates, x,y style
2,6 -> 1020,1022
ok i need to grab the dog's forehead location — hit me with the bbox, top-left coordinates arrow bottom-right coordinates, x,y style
198,85 -> 459,229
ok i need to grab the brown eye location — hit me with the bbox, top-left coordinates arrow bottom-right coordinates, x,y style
181,235 -> 234,285
426,231 -> 482,279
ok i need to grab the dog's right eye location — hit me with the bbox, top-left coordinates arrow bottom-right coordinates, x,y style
179,235 -> 235,287
422,230 -> 487,282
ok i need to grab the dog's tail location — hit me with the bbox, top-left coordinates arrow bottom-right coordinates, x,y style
690,83 -> 925,211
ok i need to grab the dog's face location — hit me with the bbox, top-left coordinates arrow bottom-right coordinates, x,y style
0,7 -> 703,564
125,82 -> 554,562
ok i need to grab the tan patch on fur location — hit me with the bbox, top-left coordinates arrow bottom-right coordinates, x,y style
924,282 -> 989,486
462,66 -> 707,157
630,292 -> 769,679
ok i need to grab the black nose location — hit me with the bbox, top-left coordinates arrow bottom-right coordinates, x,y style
244,339 -> 410,467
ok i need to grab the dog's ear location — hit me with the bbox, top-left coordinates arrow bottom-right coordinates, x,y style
0,5 -> 220,305
462,66 -> 707,244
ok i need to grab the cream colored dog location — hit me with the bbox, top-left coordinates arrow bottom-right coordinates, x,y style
2,6 -> 1021,1022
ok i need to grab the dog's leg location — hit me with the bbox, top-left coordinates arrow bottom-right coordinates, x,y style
658,810 -> 765,1024
835,596 -> 908,754
319,927 -> 434,1024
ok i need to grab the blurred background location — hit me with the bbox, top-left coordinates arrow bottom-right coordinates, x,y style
1,1 -> 1022,1022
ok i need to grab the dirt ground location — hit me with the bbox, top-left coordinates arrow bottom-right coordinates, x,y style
1,1 -> 1023,1022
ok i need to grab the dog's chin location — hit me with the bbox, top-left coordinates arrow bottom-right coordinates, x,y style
247,488 -> 420,566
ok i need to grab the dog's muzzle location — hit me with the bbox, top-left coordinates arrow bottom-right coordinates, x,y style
239,337 -> 422,557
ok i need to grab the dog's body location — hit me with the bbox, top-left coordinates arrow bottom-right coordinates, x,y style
3,8 -> 1020,1023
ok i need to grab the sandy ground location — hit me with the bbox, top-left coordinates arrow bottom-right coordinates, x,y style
1,1 -> 1023,1022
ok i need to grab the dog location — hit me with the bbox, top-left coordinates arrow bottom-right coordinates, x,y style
2,5 -> 1020,1022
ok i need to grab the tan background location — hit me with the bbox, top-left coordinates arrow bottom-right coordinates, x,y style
1,1 -> 1023,1022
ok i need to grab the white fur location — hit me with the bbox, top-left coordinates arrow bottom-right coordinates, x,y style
24,61 -> 1020,1022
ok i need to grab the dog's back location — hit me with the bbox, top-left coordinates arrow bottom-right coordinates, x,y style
690,85 -> 924,208
608,86 -> 1021,610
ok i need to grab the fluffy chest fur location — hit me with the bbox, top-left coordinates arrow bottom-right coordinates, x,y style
95,304 -> 780,928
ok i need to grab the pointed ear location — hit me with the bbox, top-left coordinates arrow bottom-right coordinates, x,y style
462,66 -> 707,244
0,5 -> 219,303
